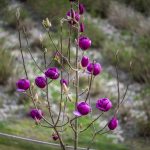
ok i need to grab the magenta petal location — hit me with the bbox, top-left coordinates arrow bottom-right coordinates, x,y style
73,111 -> 82,117
17,89 -> 25,92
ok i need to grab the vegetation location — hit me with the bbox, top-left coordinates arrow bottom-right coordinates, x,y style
0,0 -> 150,149
117,0 -> 150,16
0,0 -> 8,11
102,40 -> 150,83
84,19 -> 106,48
0,137 -> 59,150
82,0 -> 111,18
3,8 -> 29,28
0,48 -> 14,85
108,1 -> 150,36
25,0 -> 70,27
0,118 -> 127,150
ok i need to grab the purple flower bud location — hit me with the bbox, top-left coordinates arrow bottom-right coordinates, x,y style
45,67 -> 60,80
81,56 -> 89,67
35,76 -> 46,88
52,133 -> 59,141
108,117 -> 118,130
87,62 -> 102,76
30,109 -> 43,120
74,101 -> 91,116
67,10 -> 80,25
79,36 -> 91,50
96,98 -> 112,112
80,23 -> 85,32
60,79 -> 68,86
79,3 -> 85,15
16,79 -> 30,92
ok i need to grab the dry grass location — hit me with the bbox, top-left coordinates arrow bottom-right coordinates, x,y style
108,1 -> 150,36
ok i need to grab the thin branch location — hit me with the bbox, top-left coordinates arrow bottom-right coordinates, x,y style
22,27 -> 44,73
80,113 -> 104,133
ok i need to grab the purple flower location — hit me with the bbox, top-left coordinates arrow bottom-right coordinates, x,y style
108,117 -> 118,130
87,62 -> 102,76
67,10 -> 80,25
45,67 -> 60,80
52,133 -> 59,141
81,56 -> 89,67
80,23 -> 85,32
96,98 -> 112,112
60,79 -> 68,86
79,3 -> 85,15
35,76 -> 46,88
30,109 -> 43,120
16,79 -> 30,92
74,101 -> 91,116
79,36 -> 91,50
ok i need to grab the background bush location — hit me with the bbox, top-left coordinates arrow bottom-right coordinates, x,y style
102,40 -> 150,83
0,0 -> 8,12
26,0 -> 70,27
82,0 -> 111,18
84,19 -> 106,48
0,49 -> 14,85
117,0 -> 150,16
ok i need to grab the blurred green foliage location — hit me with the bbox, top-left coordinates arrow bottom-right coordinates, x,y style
3,8 -> 29,28
26,0 -> 70,27
0,0 -> 8,12
102,40 -> 150,83
117,0 -> 150,16
81,0 -> 111,18
0,118 -> 128,150
0,48 -> 14,85
136,36 -> 150,52
84,19 -> 106,48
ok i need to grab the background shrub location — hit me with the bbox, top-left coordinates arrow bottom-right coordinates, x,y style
3,8 -> 29,28
102,40 -> 150,83
108,2 -> 142,32
0,0 -> 8,12
84,19 -> 106,48
117,0 -> 150,16
26,0 -> 70,28
0,49 -> 14,85
82,0 -> 111,18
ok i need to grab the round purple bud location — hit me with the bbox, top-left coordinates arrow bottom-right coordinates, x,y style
35,76 -> 46,88
96,98 -> 112,112
80,23 -> 85,32
45,67 -> 60,80
16,79 -> 30,92
74,101 -> 91,116
30,109 -> 43,120
81,56 -> 89,67
79,3 -> 85,15
52,133 -> 59,141
87,62 -> 102,76
108,117 -> 118,130
67,10 -> 80,25
79,36 -> 91,50
60,79 -> 68,86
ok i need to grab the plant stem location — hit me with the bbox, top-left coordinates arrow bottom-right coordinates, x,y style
74,1 -> 80,149
44,51 -> 55,124
17,20 -> 28,79
54,127 -> 66,150
55,25 -> 63,126
22,27 -> 44,73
